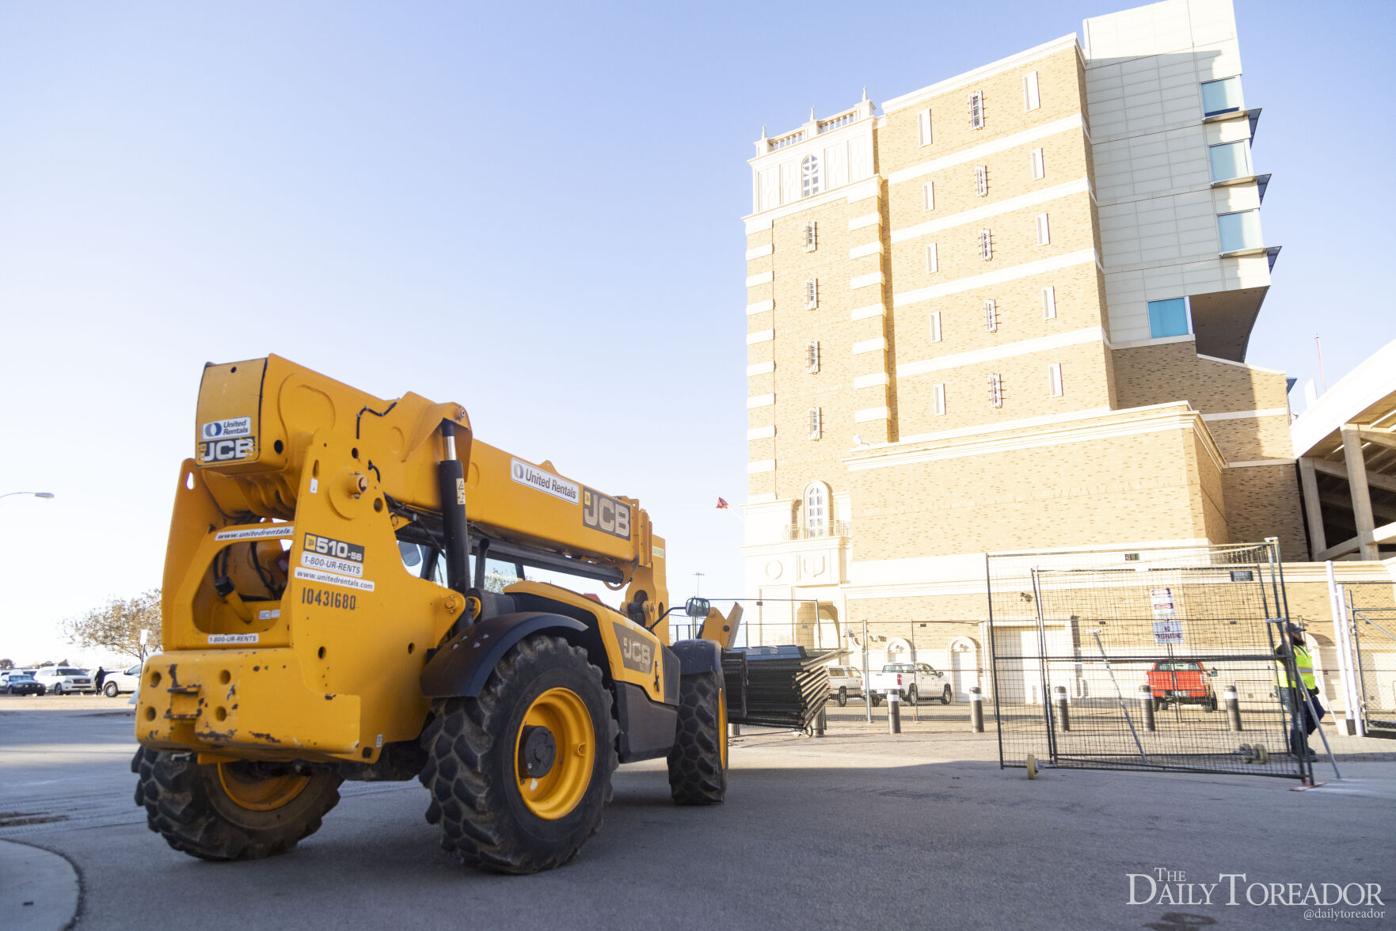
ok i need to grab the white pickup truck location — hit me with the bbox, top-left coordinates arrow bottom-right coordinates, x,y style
869,662 -> 952,706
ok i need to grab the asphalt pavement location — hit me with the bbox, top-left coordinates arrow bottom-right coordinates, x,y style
1,696 -> 1393,930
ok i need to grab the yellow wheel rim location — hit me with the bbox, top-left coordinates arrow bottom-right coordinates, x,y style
514,687 -> 594,821
719,688 -> 729,770
215,763 -> 310,812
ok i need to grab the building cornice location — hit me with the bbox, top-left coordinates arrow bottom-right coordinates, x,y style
843,402 -> 1227,474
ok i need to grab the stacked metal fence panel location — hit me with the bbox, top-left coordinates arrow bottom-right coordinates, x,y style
987,541 -> 1310,782
723,646 -> 832,729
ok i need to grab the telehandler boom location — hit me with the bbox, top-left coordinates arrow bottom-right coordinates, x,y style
132,355 -> 734,873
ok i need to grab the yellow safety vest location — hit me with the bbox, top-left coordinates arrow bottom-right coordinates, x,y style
1277,645 -> 1316,690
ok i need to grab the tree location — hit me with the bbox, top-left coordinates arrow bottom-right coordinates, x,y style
0,658 -> 12,670
63,589 -> 161,662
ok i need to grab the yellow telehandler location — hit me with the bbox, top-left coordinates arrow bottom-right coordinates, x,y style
132,355 -> 737,873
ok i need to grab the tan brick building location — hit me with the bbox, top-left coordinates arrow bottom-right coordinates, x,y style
739,0 -> 1395,708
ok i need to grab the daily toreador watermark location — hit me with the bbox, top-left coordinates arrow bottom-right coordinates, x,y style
1128,867 -> 1385,913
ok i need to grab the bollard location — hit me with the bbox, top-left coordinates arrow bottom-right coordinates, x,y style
970,686 -> 985,733
1139,684 -> 1156,732
814,707 -> 826,738
1054,685 -> 1070,732
1224,686 -> 1242,732
887,689 -> 902,735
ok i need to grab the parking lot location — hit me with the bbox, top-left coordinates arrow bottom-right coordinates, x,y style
2,695 -> 1393,930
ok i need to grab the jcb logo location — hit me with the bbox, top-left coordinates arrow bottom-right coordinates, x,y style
201,436 -> 256,463
583,488 -> 631,540
612,622 -> 653,673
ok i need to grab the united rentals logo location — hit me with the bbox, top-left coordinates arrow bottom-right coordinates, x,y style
200,416 -> 256,463
510,458 -> 580,504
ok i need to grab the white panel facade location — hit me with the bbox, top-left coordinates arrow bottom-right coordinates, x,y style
1083,0 -> 1270,348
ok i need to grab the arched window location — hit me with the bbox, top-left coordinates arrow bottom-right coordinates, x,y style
801,155 -> 821,198
803,482 -> 829,537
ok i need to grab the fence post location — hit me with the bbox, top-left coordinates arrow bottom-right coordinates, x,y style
887,688 -> 901,735
1139,684 -> 1156,732
862,618 -> 873,725
1054,685 -> 1070,732
1224,686 -> 1242,732
970,686 -> 984,733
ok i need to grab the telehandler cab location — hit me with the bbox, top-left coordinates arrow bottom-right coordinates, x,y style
132,355 -> 737,873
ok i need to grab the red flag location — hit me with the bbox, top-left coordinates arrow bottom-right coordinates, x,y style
715,497 -> 729,509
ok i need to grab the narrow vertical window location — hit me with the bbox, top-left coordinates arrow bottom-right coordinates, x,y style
1048,362 -> 1064,398
923,181 -> 935,211
968,90 -> 985,129
1024,70 -> 1040,111
801,154 -> 821,198
975,165 -> 988,197
808,407 -> 822,440
804,483 -> 828,535
805,278 -> 819,310
804,221 -> 818,252
1042,286 -> 1057,320
1036,213 -> 1051,245
984,299 -> 998,333
1030,147 -> 1045,180
926,242 -> 939,273
918,108 -> 933,146
987,373 -> 1003,408
806,339 -> 821,373
933,383 -> 946,416
979,229 -> 993,261
930,310 -> 942,343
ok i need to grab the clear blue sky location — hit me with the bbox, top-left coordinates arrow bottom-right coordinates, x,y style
1,0 -> 1392,662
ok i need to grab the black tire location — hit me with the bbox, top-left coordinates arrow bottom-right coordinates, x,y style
1205,695 -> 1218,712
1156,699 -> 1167,711
836,687 -> 847,707
419,635 -> 617,874
906,686 -> 919,706
131,747 -> 342,861
103,682 -> 120,698
668,671 -> 726,806
941,685 -> 953,705
871,693 -> 882,707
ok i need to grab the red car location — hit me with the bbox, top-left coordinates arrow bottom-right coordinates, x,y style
1146,660 -> 1217,711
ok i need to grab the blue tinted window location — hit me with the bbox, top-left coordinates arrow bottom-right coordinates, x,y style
1202,77 -> 1242,116
1148,298 -> 1189,339
1218,210 -> 1262,252
1209,141 -> 1248,181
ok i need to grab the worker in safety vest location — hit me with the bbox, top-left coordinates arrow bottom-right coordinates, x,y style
1275,622 -> 1325,761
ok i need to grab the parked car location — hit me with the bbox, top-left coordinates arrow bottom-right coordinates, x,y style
33,667 -> 95,695
870,662 -> 952,706
1146,659 -> 1218,711
0,669 -> 36,687
99,663 -> 142,697
826,666 -> 864,706
5,673 -> 46,696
